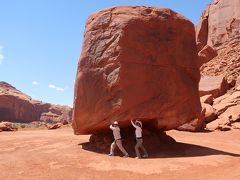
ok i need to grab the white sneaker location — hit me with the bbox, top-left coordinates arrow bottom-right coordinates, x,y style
108,153 -> 114,156
135,157 -> 141,159
123,154 -> 129,158
142,154 -> 148,158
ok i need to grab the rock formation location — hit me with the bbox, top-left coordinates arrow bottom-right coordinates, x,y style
0,81 -> 72,123
197,0 -> 240,82
199,75 -> 228,98
188,0 -> 240,132
73,6 -> 201,134
0,122 -> 17,132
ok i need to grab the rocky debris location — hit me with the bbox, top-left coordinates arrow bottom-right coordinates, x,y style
198,45 -> 218,67
62,120 -> 69,125
205,87 -> 240,131
199,76 -> 229,98
0,81 -> 72,123
218,105 -> 240,122
236,85 -> 240,91
179,86 -> 240,132
197,0 -> 240,82
200,94 -> 214,105
232,122 -> 240,129
73,6 -> 201,134
0,122 -> 18,132
45,123 -> 62,130
213,91 -> 240,115
207,115 -> 239,131
236,76 -> 240,87
202,103 -> 217,122
201,44 -> 240,82
176,106 -> 206,132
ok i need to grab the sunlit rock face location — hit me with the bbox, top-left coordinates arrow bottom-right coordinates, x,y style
73,6 -> 201,135
197,0 -> 240,82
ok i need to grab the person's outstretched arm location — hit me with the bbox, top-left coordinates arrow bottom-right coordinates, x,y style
110,125 -> 119,130
131,120 -> 138,128
110,125 -> 114,130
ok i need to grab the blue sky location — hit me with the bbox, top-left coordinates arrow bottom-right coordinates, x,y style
0,0 -> 212,106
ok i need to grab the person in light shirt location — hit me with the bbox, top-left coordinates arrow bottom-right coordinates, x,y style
131,119 -> 148,159
108,121 -> 129,157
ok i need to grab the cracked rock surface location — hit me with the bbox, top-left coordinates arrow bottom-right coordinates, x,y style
73,6 -> 201,134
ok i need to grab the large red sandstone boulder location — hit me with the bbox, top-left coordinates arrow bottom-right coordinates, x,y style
198,0 -> 240,81
0,82 -> 72,123
73,6 -> 201,134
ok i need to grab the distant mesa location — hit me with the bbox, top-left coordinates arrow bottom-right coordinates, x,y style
0,81 -> 72,124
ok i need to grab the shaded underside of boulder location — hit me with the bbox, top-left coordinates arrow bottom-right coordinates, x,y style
80,128 -> 176,156
73,6 -> 201,134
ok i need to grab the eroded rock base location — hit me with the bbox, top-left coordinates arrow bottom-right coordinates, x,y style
80,128 -> 176,157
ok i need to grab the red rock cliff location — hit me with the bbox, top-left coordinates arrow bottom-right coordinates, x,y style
197,0 -> 240,82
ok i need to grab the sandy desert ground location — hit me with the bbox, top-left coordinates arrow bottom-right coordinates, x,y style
1,128 -> 240,180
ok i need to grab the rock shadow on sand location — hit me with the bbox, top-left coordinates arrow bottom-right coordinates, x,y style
78,131 -> 240,158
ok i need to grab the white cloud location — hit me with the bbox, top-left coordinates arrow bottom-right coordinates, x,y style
32,81 -> 39,85
48,84 -> 66,92
0,46 -> 4,65
56,87 -> 64,92
48,84 -> 56,89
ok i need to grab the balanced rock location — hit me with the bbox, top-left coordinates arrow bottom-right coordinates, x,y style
73,6 -> 201,134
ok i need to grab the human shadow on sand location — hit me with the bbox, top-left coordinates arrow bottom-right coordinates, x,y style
78,133 -> 240,158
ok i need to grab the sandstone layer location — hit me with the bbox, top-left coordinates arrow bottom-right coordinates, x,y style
73,6 -> 201,134
0,81 -> 72,123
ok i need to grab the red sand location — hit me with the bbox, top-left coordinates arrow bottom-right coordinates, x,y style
0,128 -> 240,180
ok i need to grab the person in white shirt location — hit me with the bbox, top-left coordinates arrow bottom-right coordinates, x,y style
131,119 -> 148,159
109,121 -> 129,157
